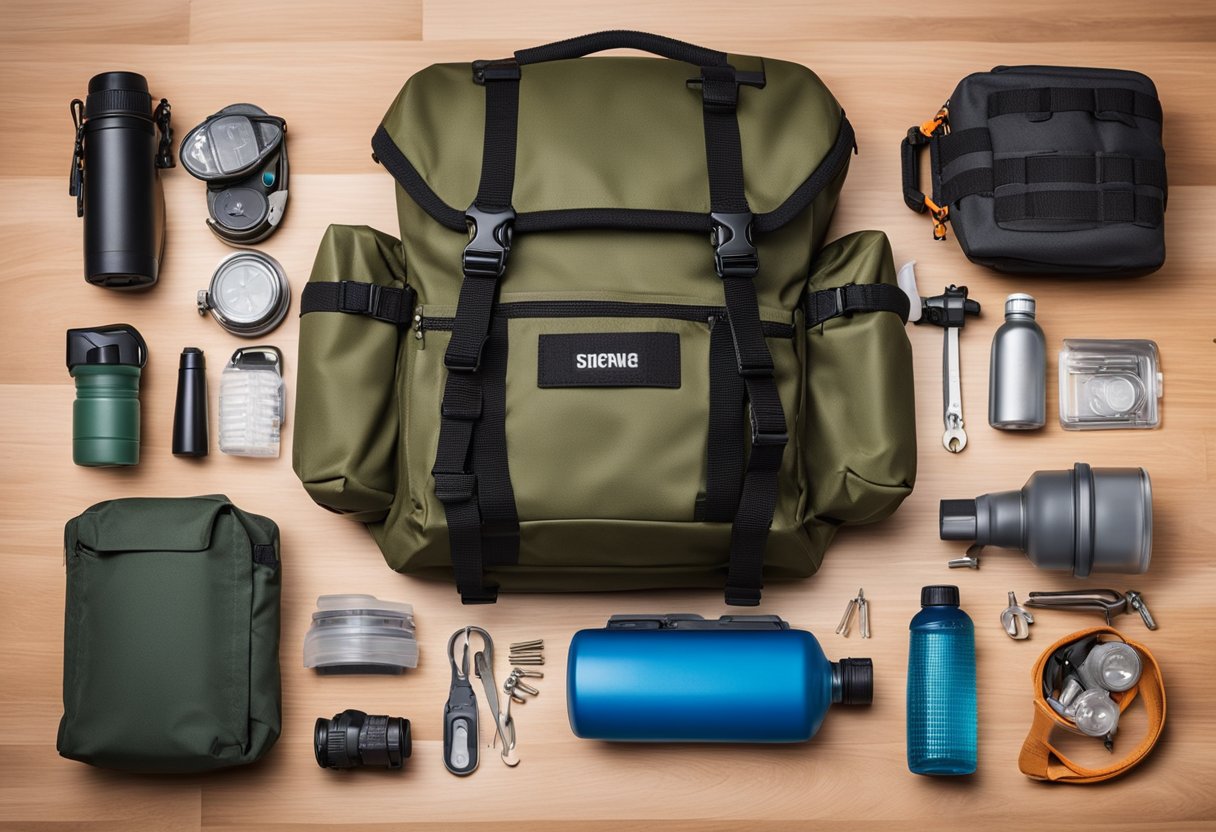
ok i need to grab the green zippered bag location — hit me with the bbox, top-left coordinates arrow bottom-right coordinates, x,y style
58,496 -> 282,772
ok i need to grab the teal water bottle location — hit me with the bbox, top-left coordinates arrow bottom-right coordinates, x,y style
66,325 -> 147,467
907,585 -> 977,775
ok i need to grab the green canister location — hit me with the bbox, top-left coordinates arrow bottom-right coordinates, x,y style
66,324 -> 148,466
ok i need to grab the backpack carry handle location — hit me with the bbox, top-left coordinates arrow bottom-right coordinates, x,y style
515,30 -> 729,68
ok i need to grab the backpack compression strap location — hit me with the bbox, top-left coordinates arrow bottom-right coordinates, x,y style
431,60 -> 523,604
700,66 -> 787,607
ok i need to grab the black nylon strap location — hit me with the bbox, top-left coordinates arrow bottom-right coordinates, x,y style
988,87 -> 1162,122
939,155 -> 1167,205
372,125 -> 467,231
515,30 -> 728,67
804,283 -> 911,329
433,69 -> 521,604
935,127 -> 992,167
471,320 -> 519,569
699,72 -> 785,607
299,281 -> 414,327
995,155 -> 1166,190
702,316 -> 745,523
994,189 -> 1164,226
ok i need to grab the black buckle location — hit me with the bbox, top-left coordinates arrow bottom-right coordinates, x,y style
337,280 -> 382,317
711,211 -> 758,279
472,59 -> 521,84
462,204 -> 515,279
835,285 -> 857,319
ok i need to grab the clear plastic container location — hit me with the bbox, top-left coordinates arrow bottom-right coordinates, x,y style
303,594 -> 418,674
1059,339 -> 1161,430
218,346 -> 285,456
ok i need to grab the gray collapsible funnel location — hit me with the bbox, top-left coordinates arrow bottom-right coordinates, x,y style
940,463 -> 1152,577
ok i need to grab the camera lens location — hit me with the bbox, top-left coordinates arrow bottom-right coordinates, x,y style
314,709 -> 411,770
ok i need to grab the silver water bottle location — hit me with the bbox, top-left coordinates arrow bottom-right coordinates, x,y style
988,294 -> 1045,430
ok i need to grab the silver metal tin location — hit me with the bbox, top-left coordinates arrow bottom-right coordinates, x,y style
198,250 -> 290,337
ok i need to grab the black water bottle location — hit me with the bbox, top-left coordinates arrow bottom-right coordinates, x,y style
70,71 -> 174,289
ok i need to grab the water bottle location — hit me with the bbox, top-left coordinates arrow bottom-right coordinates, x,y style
907,586 -> 976,775
988,293 -> 1046,430
568,614 -> 873,742
66,325 -> 148,467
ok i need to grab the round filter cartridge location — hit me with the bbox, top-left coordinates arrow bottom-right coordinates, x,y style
198,251 -> 290,337
303,594 -> 418,675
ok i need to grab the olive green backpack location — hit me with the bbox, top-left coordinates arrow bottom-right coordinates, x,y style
294,31 -> 917,605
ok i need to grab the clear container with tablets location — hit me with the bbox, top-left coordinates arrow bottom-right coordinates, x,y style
218,345 -> 285,456
303,595 -> 419,675
1058,339 -> 1161,430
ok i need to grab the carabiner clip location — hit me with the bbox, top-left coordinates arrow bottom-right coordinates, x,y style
920,105 -> 949,138
924,196 -> 950,241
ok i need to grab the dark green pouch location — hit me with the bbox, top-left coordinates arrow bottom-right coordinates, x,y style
58,495 -> 282,772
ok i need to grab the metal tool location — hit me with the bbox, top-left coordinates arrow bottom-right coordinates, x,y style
836,588 -> 869,638
914,284 -> 981,453
1024,589 -> 1158,630
1000,591 -> 1034,640
443,627 -> 483,776
948,544 -> 983,569
474,649 -> 519,767
510,639 -> 544,650
835,594 -> 857,637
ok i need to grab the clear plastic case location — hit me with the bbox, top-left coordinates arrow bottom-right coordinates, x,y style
218,346 -> 285,456
1058,339 -> 1161,430
303,594 -> 418,674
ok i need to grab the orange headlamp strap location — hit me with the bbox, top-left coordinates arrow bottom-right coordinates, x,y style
1018,626 -> 1166,784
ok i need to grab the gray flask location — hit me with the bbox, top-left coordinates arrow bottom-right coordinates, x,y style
940,463 -> 1152,577
989,294 -> 1045,430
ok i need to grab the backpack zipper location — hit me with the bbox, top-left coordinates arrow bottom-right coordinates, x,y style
415,301 -> 791,343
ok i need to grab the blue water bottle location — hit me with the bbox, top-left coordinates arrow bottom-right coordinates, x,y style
907,585 -> 977,775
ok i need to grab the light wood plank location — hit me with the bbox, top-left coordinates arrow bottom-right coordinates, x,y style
1,1 -> 1215,829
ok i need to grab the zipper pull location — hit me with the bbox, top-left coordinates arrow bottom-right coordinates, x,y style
69,98 -> 85,217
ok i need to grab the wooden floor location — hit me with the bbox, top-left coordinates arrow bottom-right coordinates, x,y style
2,1 -> 1215,829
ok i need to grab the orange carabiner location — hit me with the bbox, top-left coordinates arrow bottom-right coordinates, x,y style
924,197 -> 950,241
920,106 -> 949,138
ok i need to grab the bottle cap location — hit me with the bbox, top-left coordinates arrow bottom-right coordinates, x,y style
1005,293 -> 1036,317
939,499 -> 978,540
921,585 -> 961,607
837,658 -> 873,705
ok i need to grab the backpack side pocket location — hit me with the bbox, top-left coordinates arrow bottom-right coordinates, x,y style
802,231 -> 917,527
294,225 -> 410,521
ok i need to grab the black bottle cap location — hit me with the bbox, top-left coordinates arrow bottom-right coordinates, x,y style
939,499 -> 978,540
178,346 -> 205,370
921,585 -> 961,607
66,324 -> 148,370
837,658 -> 873,705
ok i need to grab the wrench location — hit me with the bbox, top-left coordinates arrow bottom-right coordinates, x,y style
915,284 -> 981,454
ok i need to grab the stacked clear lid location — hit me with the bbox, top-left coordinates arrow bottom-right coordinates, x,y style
303,594 -> 418,674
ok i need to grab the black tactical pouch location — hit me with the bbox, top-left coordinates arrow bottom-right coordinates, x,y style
901,65 -> 1166,275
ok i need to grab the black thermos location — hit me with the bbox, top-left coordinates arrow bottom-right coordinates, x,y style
70,71 -> 173,289
172,348 -> 208,456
